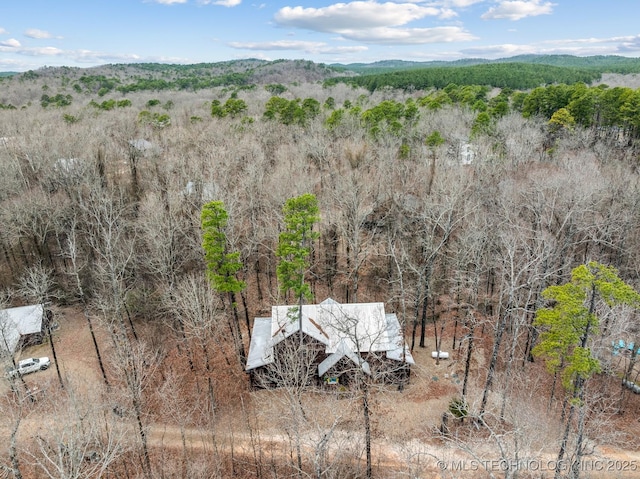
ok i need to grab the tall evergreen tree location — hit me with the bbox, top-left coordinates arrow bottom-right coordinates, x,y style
276,194 -> 320,345
533,261 -> 640,479
201,200 -> 247,364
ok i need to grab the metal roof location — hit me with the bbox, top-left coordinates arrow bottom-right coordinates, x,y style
246,298 -> 414,373
384,313 -> 415,364
245,317 -> 274,370
318,339 -> 372,377
0,304 -> 44,355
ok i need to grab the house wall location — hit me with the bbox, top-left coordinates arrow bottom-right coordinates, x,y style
16,331 -> 44,351
321,356 -> 358,387
16,308 -> 51,351
250,338 -> 412,389
362,353 -> 411,385
249,333 -> 326,389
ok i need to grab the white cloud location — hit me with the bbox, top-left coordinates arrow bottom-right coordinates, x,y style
547,34 -> 640,55
0,38 -> 21,48
438,9 -> 459,19
273,1 -> 474,45
442,0 -> 486,6
460,34 -> 640,58
481,0 -> 555,21
0,28 -> 8,35
275,2 -> 442,32
19,46 -> 65,57
616,38 -> 640,53
0,58 -> 25,67
228,39 -> 368,54
0,39 -> 196,70
149,0 -> 188,4
199,0 -> 242,6
461,43 -> 532,56
343,26 -> 477,44
230,40 -> 326,50
543,34 -> 640,50
24,29 -> 59,39
324,45 -> 370,53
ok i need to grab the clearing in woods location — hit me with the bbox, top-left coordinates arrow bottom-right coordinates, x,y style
2,305 -> 640,478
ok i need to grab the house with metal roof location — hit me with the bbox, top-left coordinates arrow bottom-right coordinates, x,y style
246,298 -> 414,387
0,304 -> 47,356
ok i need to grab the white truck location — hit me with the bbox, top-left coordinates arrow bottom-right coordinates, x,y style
7,357 -> 50,378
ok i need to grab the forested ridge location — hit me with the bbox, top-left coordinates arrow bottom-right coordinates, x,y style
334,54 -> 640,74
4,54 -> 640,100
1,58 -> 640,478
329,55 -> 640,91
331,62 -> 601,91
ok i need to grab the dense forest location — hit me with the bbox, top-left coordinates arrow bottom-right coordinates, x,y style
1,56 -> 640,478
329,56 -> 640,91
327,63 -> 603,90
334,54 -> 640,75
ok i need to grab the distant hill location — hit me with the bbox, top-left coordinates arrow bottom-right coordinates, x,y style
326,55 -> 640,91
2,55 -> 640,99
493,54 -> 640,72
331,58 -> 491,73
333,55 -> 640,75
4,59 -> 347,88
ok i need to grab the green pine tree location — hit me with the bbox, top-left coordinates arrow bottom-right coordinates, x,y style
201,200 -> 247,363
276,193 -> 320,346
533,261 -> 640,477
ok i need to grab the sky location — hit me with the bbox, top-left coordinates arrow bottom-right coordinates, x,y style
1,0 -> 640,72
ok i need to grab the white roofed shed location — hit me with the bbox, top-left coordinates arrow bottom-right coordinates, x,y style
0,304 -> 46,355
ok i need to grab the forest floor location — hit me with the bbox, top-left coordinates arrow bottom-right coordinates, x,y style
2,305 -> 640,478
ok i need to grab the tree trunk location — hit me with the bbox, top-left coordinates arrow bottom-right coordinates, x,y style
462,321 -> 475,400
362,380 -> 372,479
9,414 -> 23,479
241,290 -> 251,341
123,303 -> 139,341
411,283 -> 422,351
202,342 -> 216,414
230,292 -> 246,365
434,315 -> 445,366
83,306 -> 109,386
479,309 -> 507,418
254,256 -> 263,301
134,397 -> 153,479
452,318 -> 458,351
620,339 -> 639,412
571,398 -> 588,479
555,396 -> 576,479
419,264 -> 432,348
419,294 -> 428,348
47,324 -> 64,389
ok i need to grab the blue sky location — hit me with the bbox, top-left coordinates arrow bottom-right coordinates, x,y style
1,0 -> 639,71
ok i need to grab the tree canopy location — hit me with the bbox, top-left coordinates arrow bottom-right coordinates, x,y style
276,193 -> 320,302
201,201 -> 245,295
533,262 -> 640,391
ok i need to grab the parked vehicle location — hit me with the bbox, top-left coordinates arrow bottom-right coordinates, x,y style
7,357 -> 50,378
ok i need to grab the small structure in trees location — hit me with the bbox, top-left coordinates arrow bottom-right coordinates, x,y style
0,304 -> 48,355
246,298 -> 414,387
459,142 -> 475,165
128,138 -> 156,153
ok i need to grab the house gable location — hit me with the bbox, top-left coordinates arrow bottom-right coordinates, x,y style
247,298 -> 414,387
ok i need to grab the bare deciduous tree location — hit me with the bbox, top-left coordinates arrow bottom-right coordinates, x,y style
17,264 -> 63,389
27,383 -> 128,479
